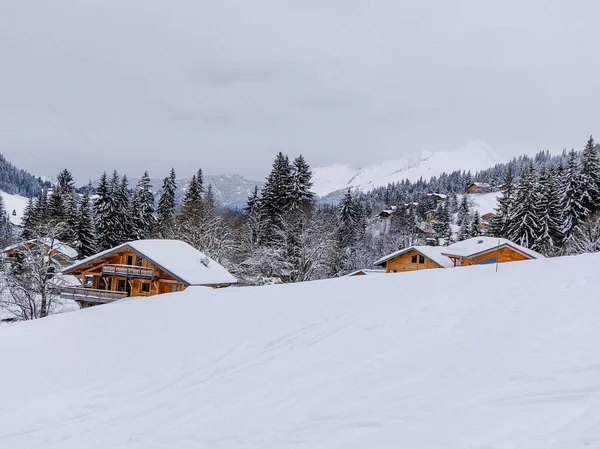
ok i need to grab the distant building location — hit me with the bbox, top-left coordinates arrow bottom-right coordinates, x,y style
374,237 -> 544,273
466,182 -> 492,194
61,239 -> 237,308
2,237 -> 78,268
480,212 -> 496,229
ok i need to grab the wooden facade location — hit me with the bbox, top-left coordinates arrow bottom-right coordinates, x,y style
382,249 -> 443,273
443,246 -> 530,267
2,239 -> 76,267
63,247 -> 188,307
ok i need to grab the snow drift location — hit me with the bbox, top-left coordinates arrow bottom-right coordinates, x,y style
1,254 -> 600,448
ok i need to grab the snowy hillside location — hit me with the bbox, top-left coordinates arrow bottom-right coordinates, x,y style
313,140 -> 501,198
1,254 -> 600,447
0,191 -> 28,226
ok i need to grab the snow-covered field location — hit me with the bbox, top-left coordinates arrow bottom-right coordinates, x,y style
0,191 -> 28,226
1,254 -> 600,448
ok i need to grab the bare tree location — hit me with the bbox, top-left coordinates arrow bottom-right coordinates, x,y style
0,225 -> 72,321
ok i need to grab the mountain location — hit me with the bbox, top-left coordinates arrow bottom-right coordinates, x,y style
1,253 -> 599,446
312,140 -> 502,199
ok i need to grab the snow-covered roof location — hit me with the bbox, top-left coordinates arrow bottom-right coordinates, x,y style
345,269 -> 387,277
470,182 -> 491,187
3,237 -> 78,259
441,237 -> 545,260
426,193 -> 447,199
63,239 -> 237,286
374,246 -> 454,269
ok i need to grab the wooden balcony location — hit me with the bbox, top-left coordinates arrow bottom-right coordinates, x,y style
102,264 -> 154,279
60,287 -> 127,304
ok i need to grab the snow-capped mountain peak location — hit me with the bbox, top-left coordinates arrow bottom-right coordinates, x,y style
312,140 -> 501,198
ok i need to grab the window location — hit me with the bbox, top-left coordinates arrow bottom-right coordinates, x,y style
141,282 -> 151,293
117,279 -> 126,292
136,256 -> 143,266
419,255 -> 425,264
126,255 -> 133,265
171,284 -> 182,292
411,255 -> 417,263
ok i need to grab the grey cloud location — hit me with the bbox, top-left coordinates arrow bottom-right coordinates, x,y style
0,0 -> 599,183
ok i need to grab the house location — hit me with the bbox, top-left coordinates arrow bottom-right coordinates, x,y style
480,212 -> 496,229
426,193 -> 447,207
61,239 -> 237,308
466,182 -> 492,194
346,269 -> 387,277
374,246 -> 454,273
440,237 -> 544,267
2,237 -> 78,268
374,237 -> 543,273
378,206 -> 397,219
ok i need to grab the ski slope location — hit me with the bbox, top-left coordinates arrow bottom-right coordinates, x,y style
0,191 -> 28,226
1,254 -> 600,448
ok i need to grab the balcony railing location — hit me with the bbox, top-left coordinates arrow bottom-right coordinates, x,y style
60,287 -> 127,304
102,264 -> 154,279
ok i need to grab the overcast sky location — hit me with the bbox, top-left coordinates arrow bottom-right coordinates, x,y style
1,0 -> 599,182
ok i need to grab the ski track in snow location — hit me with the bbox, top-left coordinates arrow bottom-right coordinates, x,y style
1,255 -> 600,447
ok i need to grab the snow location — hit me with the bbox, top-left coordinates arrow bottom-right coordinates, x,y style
345,269 -> 387,276
0,191 -> 29,226
374,245 -> 455,268
64,239 -> 237,286
441,236 -> 545,260
1,254 -> 600,447
313,141 -> 501,198
467,191 -> 503,216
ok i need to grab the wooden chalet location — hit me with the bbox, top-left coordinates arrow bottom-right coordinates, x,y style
440,237 -> 543,267
480,212 -> 496,229
61,239 -> 237,308
374,237 -> 543,273
2,237 -> 78,267
466,182 -> 492,194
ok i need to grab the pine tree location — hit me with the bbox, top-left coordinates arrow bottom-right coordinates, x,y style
458,212 -> 472,241
114,175 -> 131,244
487,166 -> 515,238
291,155 -> 314,210
506,163 -> 542,249
457,194 -> 470,226
0,194 -> 13,248
157,168 -> 177,238
433,203 -> 453,245
337,190 -> 360,248
77,183 -> 97,257
261,152 -> 294,222
580,135 -> 600,212
471,211 -> 483,237
196,168 -> 204,194
21,197 -> 37,240
94,172 -> 116,250
245,186 -> 260,214
130,172 -> 155,240
536,165 -> 563,254
561,150 -> 591,247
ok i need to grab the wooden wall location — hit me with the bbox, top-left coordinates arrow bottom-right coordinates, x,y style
74,249 -> 186,298
385,250 -> 442,273
461,247 -> 530,266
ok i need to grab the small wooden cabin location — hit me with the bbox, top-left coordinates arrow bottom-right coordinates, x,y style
440,237 -> 543,267
466,182 -> 492,194
2,238 -> 78,267
480,212 -> 496,229
374,237 -> 543,274
374,247 -> 454,273
61,239 -> 237,308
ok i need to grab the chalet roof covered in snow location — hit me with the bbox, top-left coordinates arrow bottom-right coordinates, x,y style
345,269 -> 388,276
63,239 -> 237,286
3,237 -> 79,259
374,246 -> 454,269
441,237 -> 545,260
